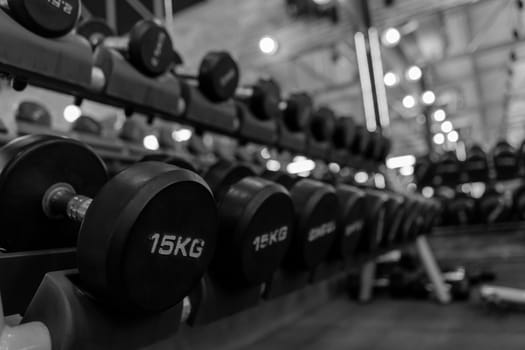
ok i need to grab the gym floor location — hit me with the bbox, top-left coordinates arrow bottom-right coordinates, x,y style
243,297 -> 525,350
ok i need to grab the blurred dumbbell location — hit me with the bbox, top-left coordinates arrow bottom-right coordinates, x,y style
175,51 -> 239,103
359,189 -> 389,253
464,144 -> 489,182
236,78 -> 282,121
435,151 -> 462,185
15,100 -> 52,127
513,184 -> 525,221
143,155 -> 295,286
307,106 -> 336,159
76,17 -> 115,48
1,0 -> 81,37
119,117 -> 146,145
350,125 -> 372,157
492,140 -> 518,180
380,192 -> 406,247
447,192 -> 477,226
0,135 -> 218,313
279,92 -> 313,133
414,155 -> 436,187
478,186 -> 512,224
332,116 -> 356,162
98,19 -> 174,77
518,140 -> 525,175
262,172 -> 339,271
72,115 -> 103,136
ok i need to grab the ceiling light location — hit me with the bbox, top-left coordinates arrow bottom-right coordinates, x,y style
441,121 -> 453,133
421,90 -> 436,105
433,109 -> 446,122
433,133 -> 445,145
402,95 -> 416,108
143,134 -> 160,150
259,36 -> 279,55
383,71 -> 398,87
382,27 -> 401,46
447,130 -> 459,142
406,65 -> 422,81
63,105 -> 81,123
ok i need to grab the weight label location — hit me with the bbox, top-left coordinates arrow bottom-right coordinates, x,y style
308,221 -> 336,242
345,221 -> 363,237
252,226 -> 288,252
220,69 -> 237,88
149,233 -> 205,258
151,32 -> 167,67
47,0 -> 74,15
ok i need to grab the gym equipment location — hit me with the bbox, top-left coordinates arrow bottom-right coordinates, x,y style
76,17 -> 115,48
464,144 -> 489,182
15,100 -> 52,127
72,115 -> 103,136
513,184 -> 525,221
276,92 -> 312,152
235,78 -> 282,121
176,51 -> 240,103
518,139 -> 525,175
380,192 -> 406,247
446,192 -> 477,226
0,135 -> 218,313
307,106 -> 336,159
119,118 -> 146,144
435,151 -> 462,185
331,117 -> 356,163
359,189 -> 388,253
0,0 -> 81,37
492,140 -> 518,180
478,186 -> 512,224
350,125 -> 372,157
99,19 -> 174,77
414,155 -> 436,187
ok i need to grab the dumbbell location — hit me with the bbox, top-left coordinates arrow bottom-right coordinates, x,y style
15,101 -> 52,127
332,116 -> 356,158
350,125 -> 372,157
262,172 -> 339,270
379,192 -> 406,247
518,140 -> 525,175
235,78 -> 283,121
513,184 -> 525,221
72,115 -> 103,136
359,189 -> 389,253
0,135 -> 218,313
279,92 -> 313,133
436,151 -> 461,185
464,144 -> 489,182
0,0 -> 81,37
478,186 -> 512,224
447,192 -> 477,226
414,155 -> 436,187
373,135 -> 392,163
142,154 -> 295,286
76,17 -> 116,48
98,19 -> 174,77
309,107 -> 336,144
175,51 -> 240,103
492,140 -> 518,180
119,117 -> 146,144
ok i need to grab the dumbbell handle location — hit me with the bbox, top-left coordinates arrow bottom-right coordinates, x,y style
42,183 -> 92,223
235,86 -> 255,99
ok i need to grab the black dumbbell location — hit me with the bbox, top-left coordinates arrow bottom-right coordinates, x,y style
235,78 -> 283,121
513,184 -> 525,221
464,144 -> 489,182
76,17 -> 116,48
414,155 -> 436,187
492,140 -> 518,180
279,92 -> 313,133
175,51 -> 240,103
119,118 -> 146,144
15,100 -> 52,127
72,115 -> 103,136
350,125 -> 372,157
332,116 -> 356,155
1,0 -> 81,37
478,186 -> 512,224
518,140 -> 525,175
447,192 -> 477,226
373,135 -> 392,163
436,151 -> 462,185
380,192 -> 406,247
262,172 -> 339,271
0,135 -> 218,313
359,189 -> 389,253
309,107 -> 336,144
143,155 -> 295,286
99,19 -> 174,77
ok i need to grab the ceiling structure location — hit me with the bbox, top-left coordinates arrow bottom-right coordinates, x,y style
167,0 -> 525,157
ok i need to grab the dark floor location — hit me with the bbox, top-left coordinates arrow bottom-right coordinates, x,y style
243,298 -> 525,350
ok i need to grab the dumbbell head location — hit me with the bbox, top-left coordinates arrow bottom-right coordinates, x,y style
381,192 -> 406,246
263,172 -> 339,270
281,92 -> 313,132
351,125 -> 371,156
15,101 -> 52,127
7,0 -> 81,37
478,187 -> 512,224
465,144 -> 489,181
513,184 -> 525,221
330,184 -> 365,260
197,51 -> 240,102
119,118 -> 146,144
332,117 -> 356,151
72,115 -> 103,136
203,160 -> 295,285
127,20 -> 174,77
360,189 -> 389,252
448,192 -> 477,225
142,153 -> 198,173
309,107 -> 336,143
76,18 -> 116,48
492,140 -> 518,179
0,135 -> 218,313
239,78 -> 282,121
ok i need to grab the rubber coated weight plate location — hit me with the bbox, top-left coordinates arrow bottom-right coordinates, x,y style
287,179 -> 338,269
76,18 -> 115,47
198,51 -> 240,102
215,177 -> 294,285
249,78 -> 282,121
0,135 -> 107,251
283,93 -> 313,132
78,161 -> 218,313
331,185 -> 365,259
333,117 -> 357,150
141,154 -> 198,173
310,107 -> 336,142
361,190 -> 388,252
72,115 -> 103,136
382,193 -> 405,245
8,0 -> 80,37
128,20 -> 174,77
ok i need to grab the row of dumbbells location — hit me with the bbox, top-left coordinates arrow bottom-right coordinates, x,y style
438,185 -> 525,226
416,140 -> 525,186
0,135 -> 438,319
1,1 -> 391,165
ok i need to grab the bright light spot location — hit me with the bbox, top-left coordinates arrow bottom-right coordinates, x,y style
260,147 -> 271,159
447,130 -> 459,142
471,182 -> 486,198
441,121 -> 453,133
400,166 -> 414,176
422,186 -> 434,198
461,183 -> 472,193
286,159 -> 316,174
406,65 -> 422,81
143,134 -> 160,150
383,71 -> 398,87
172,128 -> 192,142
312,0 -> 332,4
421,90 -> 436,105
63,105 -> 81,123
297,171 -> 311,177
293,155 -> 307,162
374,174 -> 386,189
328,162 -> 341,173
386,155 -> 415,169
407,183 -> 417,192
433,133 -> 445,145
266,159 -> 281,171
354,171 -> 368,183
259,36 -> 279,55
402,95 -> 416,109
433,109 -> 446,122
382,27 -> 401,46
